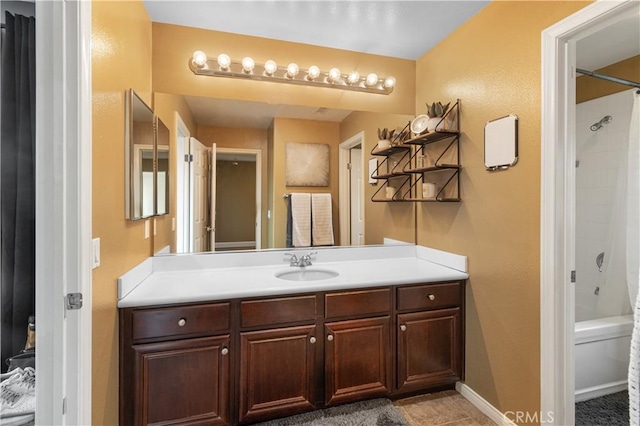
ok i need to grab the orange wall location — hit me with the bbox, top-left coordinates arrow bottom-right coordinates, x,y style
216,161 -> 257,243
91,0 -> 152,424
339,111 -> 415,245
577,55 -> 640,103
272,118 -> 341,248
411,0 -> 590,417
151,23 -> 415,116
153,92 -> 198,253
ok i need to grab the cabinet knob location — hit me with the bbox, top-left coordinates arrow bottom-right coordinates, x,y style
221,347 -> 229,355
309,336 -> 316,344
400,325 -> 407,332
177,318 -> 186,327
427,294 -> 436,301
327,335 -> 334,342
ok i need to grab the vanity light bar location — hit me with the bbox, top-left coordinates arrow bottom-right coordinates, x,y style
189,51 -> 396,95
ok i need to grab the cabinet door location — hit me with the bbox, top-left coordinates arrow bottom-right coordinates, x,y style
132,335 -> 230,426
397,308 -> 461,393
238,325 -> 317,424
325,317 -> 391,406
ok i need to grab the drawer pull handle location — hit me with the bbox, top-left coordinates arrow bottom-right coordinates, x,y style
221,347 -> 229,355
327,335 -> 334,342
427,294 -> 436,301
400,325 -> 407,332
177,318 -> 187,327
309,336 -> 317,344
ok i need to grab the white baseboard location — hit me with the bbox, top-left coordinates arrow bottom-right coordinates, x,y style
456,382 -> 516,426
215,241 -> 255,249
575,380 -> 627,402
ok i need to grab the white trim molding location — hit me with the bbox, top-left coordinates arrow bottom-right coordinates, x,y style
456,383 -> 516,426
36,0 -> 92,424
540,1 -> 638,424
339,131 -> 365,246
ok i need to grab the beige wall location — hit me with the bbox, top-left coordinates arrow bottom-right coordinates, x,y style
196,126 -> 269,248
153,92 -> 198,253
340,111 -> 415,245
91,0 -> 153,424
272,118 -> 341,248
216,161 -> 257,243
577,55 -> 640,103
151,23 -> 416,115
411,0 -> 590,417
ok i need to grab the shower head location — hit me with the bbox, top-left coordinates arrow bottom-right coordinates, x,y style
590,115 -> 612,131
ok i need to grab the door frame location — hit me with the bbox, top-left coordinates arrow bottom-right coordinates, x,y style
36,1 -> 92,423
216,147 -> 262,250
540,1 -> 637,424
175,112 -> 191,252
339,131 -> 365,246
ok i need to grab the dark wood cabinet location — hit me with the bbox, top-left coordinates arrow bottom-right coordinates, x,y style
324,317 -> 391,406
120,280 -> 465,425
238,325 -> 318,424
396,308 -> 461,393
131,335 -> 230,425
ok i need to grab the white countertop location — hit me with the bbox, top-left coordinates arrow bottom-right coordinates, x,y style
118,243 -> 468,308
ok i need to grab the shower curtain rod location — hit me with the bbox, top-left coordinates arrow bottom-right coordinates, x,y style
577,68 -> 640,90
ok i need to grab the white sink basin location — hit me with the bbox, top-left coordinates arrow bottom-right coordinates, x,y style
275,268 -> 339,281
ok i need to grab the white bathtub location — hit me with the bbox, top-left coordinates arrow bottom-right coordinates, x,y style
575,315 -> 633,402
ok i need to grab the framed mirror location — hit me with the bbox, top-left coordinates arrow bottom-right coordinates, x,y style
155,116 -> 170,216
125,89 -> 155,220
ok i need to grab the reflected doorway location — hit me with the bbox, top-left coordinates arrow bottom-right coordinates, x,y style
339,131 -> 365,246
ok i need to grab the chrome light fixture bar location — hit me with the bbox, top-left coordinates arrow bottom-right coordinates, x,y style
189,51 -> 396,95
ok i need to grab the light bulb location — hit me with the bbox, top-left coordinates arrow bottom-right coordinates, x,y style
241,56 -> 255,73
383,76 -> 396,89
365,73 -> 379,87
307,65 -> 320,81
192,51 -> 207,67
328,68 -> 341,83
264,60 -> 278,76
286,63 -> 299,79
217,54 -> 231,70
347,71 -> 360,85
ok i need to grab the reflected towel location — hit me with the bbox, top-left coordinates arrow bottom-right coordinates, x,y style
311,193 -> 334,246
291,193 -> 311,247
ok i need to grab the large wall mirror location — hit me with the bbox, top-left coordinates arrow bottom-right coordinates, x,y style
126,89 -> 171,220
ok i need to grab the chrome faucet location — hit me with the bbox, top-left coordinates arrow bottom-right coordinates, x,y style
298,251 -> 317,267
285,251 -> 317,267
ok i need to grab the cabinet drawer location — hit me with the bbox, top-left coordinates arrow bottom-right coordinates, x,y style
132,302 -> 230,340
241,295 -> 316,328
325,288 -> 390,319
397,282 -> 461,311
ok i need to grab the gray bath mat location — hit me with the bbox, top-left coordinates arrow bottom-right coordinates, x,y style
575,391 -> 629,426
253,398 -> 409,426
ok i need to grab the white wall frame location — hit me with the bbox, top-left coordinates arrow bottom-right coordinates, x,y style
541,1 -> 637,424
339,131 -> 365,246
216,147 -> 262,249
36,0 -> 92,424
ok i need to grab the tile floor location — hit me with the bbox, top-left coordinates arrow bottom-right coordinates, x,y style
394,390 -> 497,426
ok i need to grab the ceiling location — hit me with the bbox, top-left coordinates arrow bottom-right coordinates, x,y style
144,1 -> 640,129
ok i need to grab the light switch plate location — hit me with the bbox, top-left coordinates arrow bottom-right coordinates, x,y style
92,238 -> 100,269
172,217 -> 176,231
144,220 -> 150,239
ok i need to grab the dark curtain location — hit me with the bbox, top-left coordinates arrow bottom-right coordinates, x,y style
1,12 -> 36,371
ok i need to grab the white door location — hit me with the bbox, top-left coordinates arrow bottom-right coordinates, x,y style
189,137 -> 209,252
350,147 -> 364,245
209,144 -> 217,250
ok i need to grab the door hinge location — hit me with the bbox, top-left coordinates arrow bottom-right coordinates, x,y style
62,397 -> 67,414
571,270 -> 576,283
347,162 -> 352,170
65,293 -> 83,310
185,154 -> 193,162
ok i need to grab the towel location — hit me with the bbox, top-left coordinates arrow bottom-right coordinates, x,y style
311,193 -> 334,246
291,193 -> 311,247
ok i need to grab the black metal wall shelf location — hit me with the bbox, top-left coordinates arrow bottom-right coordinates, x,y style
371,99 -> 461,203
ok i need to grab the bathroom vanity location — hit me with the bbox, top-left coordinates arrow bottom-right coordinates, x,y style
118,244 -> 468,425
